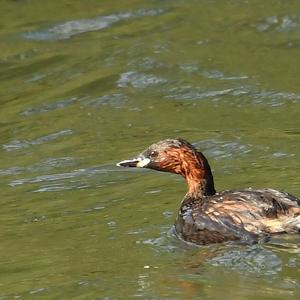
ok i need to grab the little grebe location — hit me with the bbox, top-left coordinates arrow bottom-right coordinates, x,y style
117,138 -> 300,245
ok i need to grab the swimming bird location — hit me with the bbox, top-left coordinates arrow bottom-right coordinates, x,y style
117,138 -> 300,245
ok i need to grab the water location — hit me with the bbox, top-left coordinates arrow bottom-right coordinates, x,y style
0,0 -> 299,299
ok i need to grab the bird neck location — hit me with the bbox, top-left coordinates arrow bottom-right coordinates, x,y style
182,151 -> 216,198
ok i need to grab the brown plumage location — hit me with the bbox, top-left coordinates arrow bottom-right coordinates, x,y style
117,138 -> 300,245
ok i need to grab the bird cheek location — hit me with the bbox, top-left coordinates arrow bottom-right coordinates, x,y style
136,158 -> 151,168
172,163 -> 183,174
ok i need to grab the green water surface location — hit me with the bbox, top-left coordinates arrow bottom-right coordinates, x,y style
0,0 -> 299,299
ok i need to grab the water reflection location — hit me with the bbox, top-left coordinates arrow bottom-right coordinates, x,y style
138,230 -> 300,299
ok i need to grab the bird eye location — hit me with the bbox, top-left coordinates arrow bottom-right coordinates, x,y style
150,150 -> 158,158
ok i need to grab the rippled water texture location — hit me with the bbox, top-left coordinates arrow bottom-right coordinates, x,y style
0,0 -> 299,299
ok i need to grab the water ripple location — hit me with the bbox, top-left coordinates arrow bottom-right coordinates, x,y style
201,70 -> 249,80
117,71 -> 168,89
10,167 -> 97,186
0,166 -> 25,176
209,245 -> 282,275
193,139 -> 252,160
21,97 -> 79,116
84,93 -> 127,108
23,8 -> 164,41
23,13 -> 131,41
0,157 -> 75,177
33,182 -> 90,192
8,166 -> 116,193
3,129 -> 73,151
193,139 -> 295,161
257,15 -> 299,33
166,85 -> 300,106
10,172 -> 83,186
178,62 -> 248,80
32,157 -> 76,170
166,86 -> 237,100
